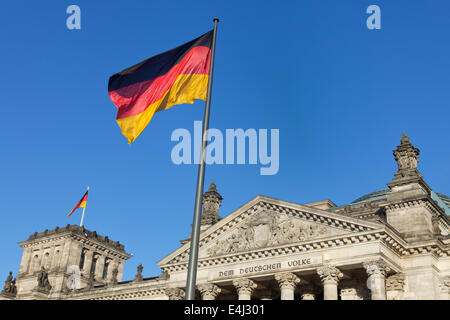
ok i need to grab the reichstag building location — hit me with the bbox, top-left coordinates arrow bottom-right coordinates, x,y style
1,134 -> 449,300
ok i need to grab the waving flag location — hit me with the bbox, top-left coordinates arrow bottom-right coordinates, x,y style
68,190 -> 88,217
108,30 -> 213,143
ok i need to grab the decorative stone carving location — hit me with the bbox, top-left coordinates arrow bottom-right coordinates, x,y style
165,287 -> 185,300
233,278 -> 257,300
275,272 -> 300,300
197,283 -> 221,300
134,264 -> 143,282
275,272 -> 300,290
439,277 -> 450,300
386,273 -> 405,291
36,267 -> 52,293
363,259 -> 390,277
391,133 -> 422,182
317,265 -> 343,284
317,265 -> 343,300
201,181 -> 223,226
1,272 -> 17,297
25,225 -> 127,253
386,273 -> 405,300
208,210 -> 344,256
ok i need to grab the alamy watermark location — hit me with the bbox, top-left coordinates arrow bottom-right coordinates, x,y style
66,265 -> 81,290
366,5 -> 381,30
66,5 -> 81,30
171,121 -> 279,175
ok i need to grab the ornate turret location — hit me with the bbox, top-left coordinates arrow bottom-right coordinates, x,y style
201,181 -> 223,227
390,133 -> 422,184
385,134 -> 445,242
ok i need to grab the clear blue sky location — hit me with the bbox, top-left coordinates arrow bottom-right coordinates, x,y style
1,1 -> 449,281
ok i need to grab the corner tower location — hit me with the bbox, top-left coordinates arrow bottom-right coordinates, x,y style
386,134 -> 447,242
15,225 -> 132,299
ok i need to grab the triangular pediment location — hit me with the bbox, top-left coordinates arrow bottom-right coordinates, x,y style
158,195 -> 384,267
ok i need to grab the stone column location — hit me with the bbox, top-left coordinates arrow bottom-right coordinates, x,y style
198,283 -> 221,300
275,272 -> 300,300
117,260 -> 125,282
165,288 -> 185,300
363,260 -> 390,300
108,260 -> 119,283
233,278 -> 257,300
317,265 -> 343,300
82,250 -> 93,276
95,254 -> 105,281
386,273 -> 405,300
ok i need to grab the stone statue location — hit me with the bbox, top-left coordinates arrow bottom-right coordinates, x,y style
1,272 -> 17,297
37,267 -> 52,293
134,264 -> 143,282
392,133 -> 422,182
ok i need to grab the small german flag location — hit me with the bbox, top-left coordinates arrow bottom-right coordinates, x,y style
108,30 -> 213,143
68,190 -> 88,217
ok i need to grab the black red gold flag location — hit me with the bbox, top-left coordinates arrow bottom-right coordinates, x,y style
108,30 -> 213,143
67,190 -> 88,217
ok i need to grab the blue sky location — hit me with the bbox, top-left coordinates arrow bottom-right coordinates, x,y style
1,1 -> 449,281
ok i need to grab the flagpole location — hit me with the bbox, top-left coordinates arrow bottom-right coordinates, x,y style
80,186 -> 89,227
185,18 -> 219,300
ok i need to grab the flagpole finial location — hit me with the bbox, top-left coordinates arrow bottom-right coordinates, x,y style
213,18 -> 219,23
87,186 -> 90,191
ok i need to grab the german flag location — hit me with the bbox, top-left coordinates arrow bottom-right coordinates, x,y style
68,191 -> 88,217
108,30 -> 213,143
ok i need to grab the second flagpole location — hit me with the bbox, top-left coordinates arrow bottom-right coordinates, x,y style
185,18 -> 219,300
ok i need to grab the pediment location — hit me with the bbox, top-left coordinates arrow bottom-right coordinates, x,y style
158,195 -> 384,267
204,209 -> 348,257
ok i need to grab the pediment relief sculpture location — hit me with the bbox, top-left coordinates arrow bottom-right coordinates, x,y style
207,210 -> 346,256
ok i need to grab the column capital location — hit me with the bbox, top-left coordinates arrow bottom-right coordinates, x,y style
197,283 -> 221,299
317,265 -> 343,284
275,272 -> 300,290
165,287 -> 185,300
233,278 -> 257,296
363,259 -> 390,277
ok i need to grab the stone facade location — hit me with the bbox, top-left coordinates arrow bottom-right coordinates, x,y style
1,134 -> 449,300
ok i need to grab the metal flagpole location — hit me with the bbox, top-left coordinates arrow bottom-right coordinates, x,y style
185,18 -> 219,300
80,186 -> 89,227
